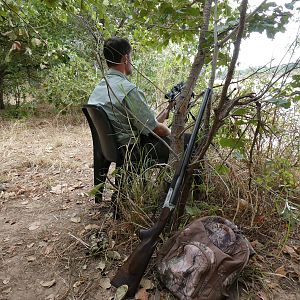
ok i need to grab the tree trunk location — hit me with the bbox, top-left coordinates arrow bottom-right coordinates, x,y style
170,0 -> 213,160
167,0 -> 213,230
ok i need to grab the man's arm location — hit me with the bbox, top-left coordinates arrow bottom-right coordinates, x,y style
126,88 -> 171,137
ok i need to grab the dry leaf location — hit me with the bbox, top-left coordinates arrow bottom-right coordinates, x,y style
16,189 -> 26,195
107,250 -> 121,260
2,287 -> 12,294
295,245 -> 300,255
44,244 -> 54,255
99,278 -> 111,289
45,146 -> 53,153
237,198 -> 248,211
69,182 -> 85,191
39,241 -> 48,248
135,288 -> 148,300
275,265 -> 287,277
62,204 -> 69,210
28,221 -> 40,231
114,285 -> 128,300
27,255 -> 36,262
27,242 -> 35,248
50,184 -> 67,194
251,240 -> 264,250
140,278 -> 154,290
70,217 -> 81,223
3,278 -> 10,285
265,279 -> 280,289
40,279 -> 56,288
3,192 -> 16,199
282,245 -> 297,258
6,245 -> 16,253
96,260 -> 106,271
85,224 -> 100,230
73,280 -> 84,288
289,267 -> 300,281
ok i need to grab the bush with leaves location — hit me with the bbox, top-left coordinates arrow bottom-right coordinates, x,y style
36,56 -> 100,110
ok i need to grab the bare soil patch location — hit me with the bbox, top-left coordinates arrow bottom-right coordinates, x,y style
0,116 -> 299,300
0,117 -> 115,300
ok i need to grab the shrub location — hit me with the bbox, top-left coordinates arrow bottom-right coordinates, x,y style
36,56 -> 100,110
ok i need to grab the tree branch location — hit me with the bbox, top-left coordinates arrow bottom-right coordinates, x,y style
248,101 -> 262,189
218,0 -> 267,47
194,0 -> 249,161
204,0 -> 219,132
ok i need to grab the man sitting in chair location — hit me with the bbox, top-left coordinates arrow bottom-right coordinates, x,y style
88,36 -> 173,164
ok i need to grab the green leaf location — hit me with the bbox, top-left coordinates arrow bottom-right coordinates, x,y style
292,93 -> 300,102
266,98 -> 291,109
232,108 -> 248,116
219,137 -> 245,149
291,75 -> 300,87
216,164 -> 230,175
285,3 -> 294,10
114,285 -> 128,300
232,150 -> 245,161
89,183 -> 105,196
186,206 -> 201,217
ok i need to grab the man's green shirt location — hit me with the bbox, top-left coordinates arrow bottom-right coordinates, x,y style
88,69 -> 157,145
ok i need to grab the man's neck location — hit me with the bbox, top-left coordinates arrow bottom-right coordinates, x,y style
110,65 -> 126,74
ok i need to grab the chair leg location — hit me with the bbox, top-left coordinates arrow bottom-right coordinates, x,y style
94,154 -> 111,203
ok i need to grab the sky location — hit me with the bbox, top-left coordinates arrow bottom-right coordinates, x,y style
237,0 -> 300,69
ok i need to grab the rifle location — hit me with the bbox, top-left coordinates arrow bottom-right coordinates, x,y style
111,87 -> 213,297
165,81 -> 185,101
156,82 -> 185,121
160,82 -> 196,122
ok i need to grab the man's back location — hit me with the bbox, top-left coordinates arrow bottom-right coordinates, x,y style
88,69 -> 157,145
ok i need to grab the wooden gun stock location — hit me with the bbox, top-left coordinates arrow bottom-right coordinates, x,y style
111,208 -> 170,297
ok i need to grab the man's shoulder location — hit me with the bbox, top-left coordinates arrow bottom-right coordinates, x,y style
111,76 -> 136,94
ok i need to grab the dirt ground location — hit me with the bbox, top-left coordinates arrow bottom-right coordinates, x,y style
0,116 -> 299,300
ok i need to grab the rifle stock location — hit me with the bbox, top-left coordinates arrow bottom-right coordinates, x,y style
111,88 -> 212,297
111,207 -> 170,297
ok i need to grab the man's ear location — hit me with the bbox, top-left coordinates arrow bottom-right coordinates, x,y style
124,54 -> 129,64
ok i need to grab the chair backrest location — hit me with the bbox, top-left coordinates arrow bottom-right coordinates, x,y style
82,104 -> 119,162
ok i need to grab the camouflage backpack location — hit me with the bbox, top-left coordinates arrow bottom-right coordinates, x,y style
157,216 -> 255,300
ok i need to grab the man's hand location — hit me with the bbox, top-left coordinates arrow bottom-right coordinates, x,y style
156,107 -> 171,123
153,122 -> 171,137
